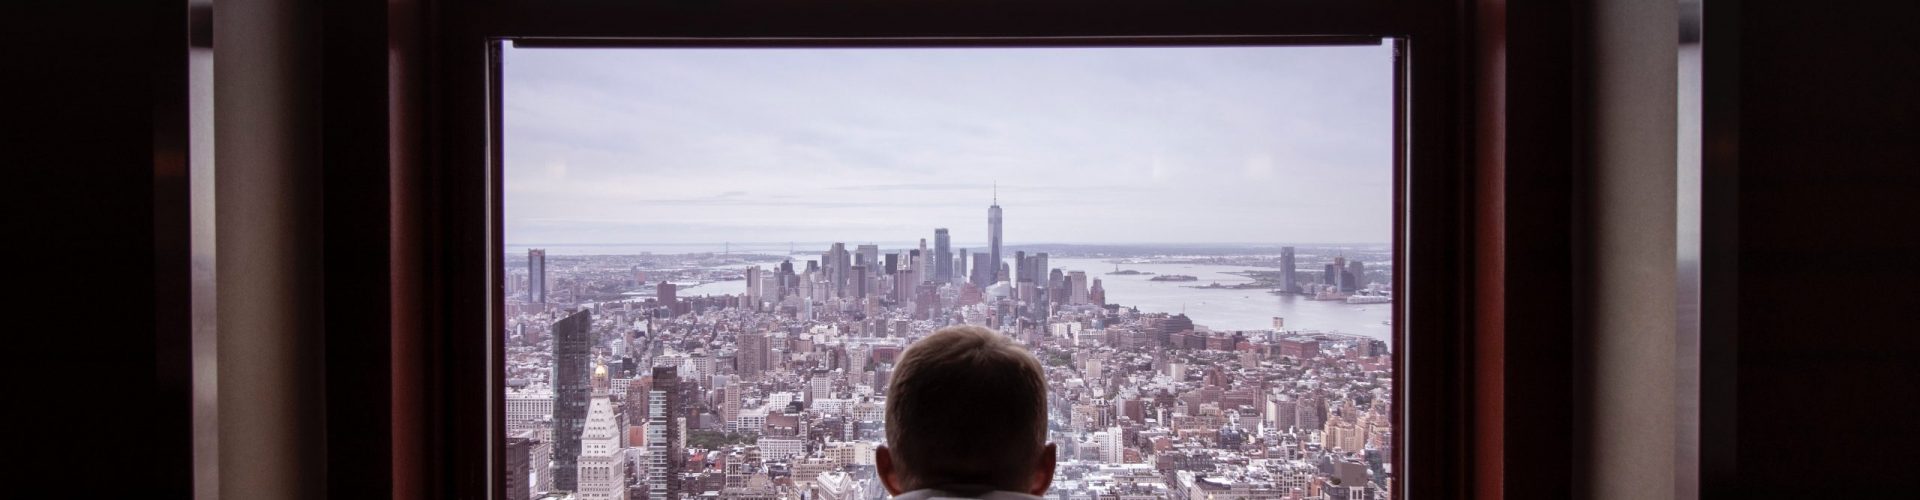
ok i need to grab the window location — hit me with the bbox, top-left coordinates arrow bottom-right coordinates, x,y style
421,3 -> 1476,500
498,43 -> 1397,499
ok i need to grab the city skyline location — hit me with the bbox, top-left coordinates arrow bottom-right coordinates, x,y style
504,45 -> 1394,246
499,44 -> 1399,500
501,234 -> 1396,499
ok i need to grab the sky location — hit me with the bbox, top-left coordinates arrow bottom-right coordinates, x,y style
504,44 -> 1393,247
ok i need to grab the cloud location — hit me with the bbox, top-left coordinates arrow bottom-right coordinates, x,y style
827,183 -> 985,192
502,45 -> 1395,245
1244,153 -> 1277,180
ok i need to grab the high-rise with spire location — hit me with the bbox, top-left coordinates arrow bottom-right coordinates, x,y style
576,362 -> 627,500
987,183 -> 1003,286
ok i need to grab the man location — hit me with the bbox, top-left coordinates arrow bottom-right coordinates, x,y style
877,325 -> 1056,499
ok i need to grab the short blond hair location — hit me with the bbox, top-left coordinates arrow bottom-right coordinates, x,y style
885,325 -> 1048,490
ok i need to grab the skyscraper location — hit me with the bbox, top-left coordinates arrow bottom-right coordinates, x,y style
1049,268 -> 1066,304
934,228 -> 952,283
829,243 -> 850,298
1327,256 -> 1346,291
856,244 -> 879,274
745,265 -> 763,305
648,366 -> 685,500
1014,251 -> 1028,287
1347,259 -> 1367,290
971,252 -> 992,287
1033,253 -> 1048,286
577,387 -> 628,500
529,248 -> 548,304
894,260 -> 914,303
506,434 -> 531,500
1069,270 -> 1090,304
916,238 -> 929,285
644,388 -> 668,500
623,378 -> 650,441
988,187 -> 1002,285
774,261 -> 794,300
737,332 -> 768,379
909,249 -> 922,286
956,247 -> 969,285
551,308 -> 592,491
722,378 -> 743,432
656,282 -> 678,317
1280,247 -> 1299,293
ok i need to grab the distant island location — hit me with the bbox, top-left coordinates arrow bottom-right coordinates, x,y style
1189,281 -> 1272,290
1107,269 -> 1154,276
1149,274 -> 1199,282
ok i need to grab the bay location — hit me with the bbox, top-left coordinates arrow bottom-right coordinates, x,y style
1049,257 -> 1390,342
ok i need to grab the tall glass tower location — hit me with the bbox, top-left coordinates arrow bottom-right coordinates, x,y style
528,248 -> 547,304
988,186 -> 1002,285
934,228 -> 952,283
550,308 -> 592,491
1281,246 -> 1299,293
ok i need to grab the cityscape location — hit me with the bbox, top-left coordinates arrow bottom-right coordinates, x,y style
501,196 -> 1396,500
500,44 -> 1395,500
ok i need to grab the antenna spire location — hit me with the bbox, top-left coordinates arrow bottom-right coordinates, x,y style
993,181 -> 998,204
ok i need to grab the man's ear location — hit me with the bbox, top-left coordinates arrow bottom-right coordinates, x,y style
876,445 -> 905,495
1028,443 -> 1057,496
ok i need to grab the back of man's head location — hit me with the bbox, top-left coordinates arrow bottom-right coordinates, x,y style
881,325 -> 1052,495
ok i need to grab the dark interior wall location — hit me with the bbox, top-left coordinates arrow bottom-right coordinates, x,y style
1473,0 -> 1581,498
6,1 -> 193,498
1727,2 -> 1919,496
8,2 -> 1916,498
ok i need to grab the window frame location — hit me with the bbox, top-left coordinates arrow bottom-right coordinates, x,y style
418,1 -> 1481,499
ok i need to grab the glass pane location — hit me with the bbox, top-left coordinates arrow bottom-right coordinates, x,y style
501,44 -> 1395,500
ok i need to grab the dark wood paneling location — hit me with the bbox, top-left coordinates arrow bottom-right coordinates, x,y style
6,1 -> 194,497
1723,2 -> 1920,497
1471,0 -> 1582,498
322,0 -> 398,496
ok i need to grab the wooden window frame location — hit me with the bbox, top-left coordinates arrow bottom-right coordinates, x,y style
351,1 -> 1578,498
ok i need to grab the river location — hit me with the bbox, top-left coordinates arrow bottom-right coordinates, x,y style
1050,257 -> 1390,341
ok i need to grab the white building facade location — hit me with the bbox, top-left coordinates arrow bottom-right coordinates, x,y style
575,395 -> 627,500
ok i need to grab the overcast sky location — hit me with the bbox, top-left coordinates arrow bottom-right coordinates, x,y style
504,44 -> 1393,247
